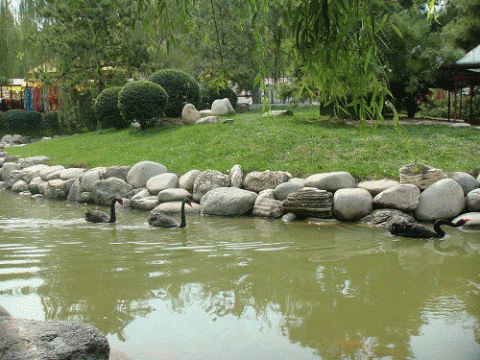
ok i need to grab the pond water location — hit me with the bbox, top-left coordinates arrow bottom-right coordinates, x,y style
0,189 -> 479,360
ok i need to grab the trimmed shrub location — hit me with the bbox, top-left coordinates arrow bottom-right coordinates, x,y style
199,86 -> 238,110
94,87 -> 130,130
148,69 -> 200,118
118,80 -> 169,130
0,111 -> 4,130
3,109 -> 43,131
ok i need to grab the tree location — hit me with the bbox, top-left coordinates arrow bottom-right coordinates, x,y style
0,0 -> 19,79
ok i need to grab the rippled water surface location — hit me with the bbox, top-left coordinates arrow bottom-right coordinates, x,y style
1,190 -> 479,360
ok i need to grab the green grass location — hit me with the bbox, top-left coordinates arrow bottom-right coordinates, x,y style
4,106 -> 480,180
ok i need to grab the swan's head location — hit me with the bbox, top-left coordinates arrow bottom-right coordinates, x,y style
116,198 -> 124,206
185,197 -> 193,207
455,218 -> 469,226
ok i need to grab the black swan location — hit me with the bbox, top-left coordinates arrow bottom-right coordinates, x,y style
85,198 -> 124,223
148,197 -> 193,228
388,218 -> 469,239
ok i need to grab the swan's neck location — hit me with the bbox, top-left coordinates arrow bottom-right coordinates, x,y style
179,199 -> 187,228
433,220 -> 455,238
109,199 -> 117,223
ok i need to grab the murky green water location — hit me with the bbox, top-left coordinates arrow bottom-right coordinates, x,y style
1,189 -> 479,360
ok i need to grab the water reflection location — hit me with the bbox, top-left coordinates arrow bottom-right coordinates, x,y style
0,190 -> 479,359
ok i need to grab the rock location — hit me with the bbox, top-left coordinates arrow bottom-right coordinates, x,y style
44,179 -> 68,199
80,167 -> 106,192
193,170 -> 230,201
211,98 -> 235,116
100,166 -> 130,182
201,187 -> 257,216
127,161 -> 167,188
199,109 -> 212,117
4,170 -> 22,188
59,167 -> 85,180
181,103 -> 201,125
20,155 -> 51,168
282,187 -> 333,218
274,181 -> 304,201
2,162 -> 22,182
39,165 -> 65,181
29,176 -> 47,195
151,201 -> 200,214
229,164 -> 244,188
11,180 -> 29,192
360,209 -> 416,228
373,184 -> 420,211
304,171 -> 356,192
92,178 -> 134,206
0,316 -> 109,360
78,192 -> 94,203
414,178 -> 466,221
466,188 -> 480,211
451,172 -> 478,195
195,116 -> 220,124
262,109 -> 293,117
66,179 -> 81,202
281,213 -> 297,223
21,164 -> 50,183
252,189 -> 283,218
333,188 -> 373,221
399,163 -> 446,190
243,170 -> 291,193
130,189 -> 159,210
179,170 -> 201,191
357,179 -> 400,196
157,188 -> 191,202
454,212 -> 480,228
146,173 -> 179,194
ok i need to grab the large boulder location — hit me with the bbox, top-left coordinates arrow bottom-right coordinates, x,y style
4,170 -> 22,188
80,167 -> 106,192
29,176 -> 47,195
195,116 -> 220,124
333,188 -> 373,221
451,172 -> 478,195
274,181 -> 304,201
229,164 -> 244,188
243,170 -> 291,193
373,184 -> 420,211
20,155 -> 51,168
44,179 -> 68,199
21,164 -> 50,183
130,189 -> 160,210
2,162 -> 22,182
414,178 -> 465,221
0,315 -> 109,360
92,178 -> 133,206
100,165 -> 130,182
304,171 -> 356,192
151,201 -> 201,214
157,188 -> 192,202
146,173 -> 178,195
181,103 -> 201,125
59,168 -> 85,180
282,187 -> 333,218
193,170 -> 230,201
466,188 -> 480,212
127,161 -> 167,188
357,179 -> 400,197
252,189 -> 283,218
66,179 -> 82,202
179,170 -> 201,191
39,165 -> 65,181
11,179 -> 29,192
211,98 -> 234,116
399,163 -> 446,190
200,187 -> 257,216
360,209 -> 416,228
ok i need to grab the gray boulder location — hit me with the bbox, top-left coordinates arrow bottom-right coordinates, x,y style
451,172 -> 478,195
80,167 -> 106,192
201,187 -> 257,216
59,168 -> 85,180
20,155 -> 51,168
274,181 -> 304,201
2,162 -> 22,182
282,187 -> 333,218
67,179 -> 82,202
360,209 -> 416,228
11,179 -> 29,192
211,98 -> 235,116
146,173 -> 179,194
151,201 -> 200,214
243,170 -> 291,193
193,170 -> 230,201
100,165 -> 130,182
29,176 -> 47,195
357,179 -> 400,196
181,103 -> 201,125
130,189 -> 159,210
39,165 -> 65,181
333,188 -> 373,221
127,161 -> 167,188
195,116 -> 220,124
92,178 -> 133,206
158,188 -> 191,202
179,170 -> 201,191
4,170 -> 22,188
21,164 -> 50,183
399,163 -> 446,190
252,189 -> 283,218
0,316 -> 109,360
373,184 -> 420,211
414,178 -> 465,221
466,188 -> 480,212
229,164 -> 244,188
304,171 -> 356,192
44,179 -> 68,199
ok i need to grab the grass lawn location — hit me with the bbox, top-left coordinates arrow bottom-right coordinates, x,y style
3,106 -> 480,180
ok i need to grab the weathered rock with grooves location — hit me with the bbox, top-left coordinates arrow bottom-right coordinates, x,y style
243,170 -> 291,193
229,164 -> 244,188
359,209 -> 416,228
201,187 -> 257,216
282,187 -> 333,218
252,189 -> 283,218
193,170 -> 230,201
399,163 -> 446,190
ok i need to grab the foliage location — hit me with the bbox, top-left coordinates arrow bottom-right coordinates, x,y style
0,0 -> 19,79
3,109 -> 43,131
117,80 -> 168,130
148,69 -> 200,117
42,111 -> 60,131
199,86 -> 238,110
94,87 -> 129,130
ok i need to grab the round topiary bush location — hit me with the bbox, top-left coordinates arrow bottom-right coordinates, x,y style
94,87 -> 130,130
118,80 -> 169,130
148,69 -> 200,118
3,109 -> 43,131
199,86 -> 238,110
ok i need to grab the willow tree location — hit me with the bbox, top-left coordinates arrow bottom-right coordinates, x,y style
0,0 -> 19,80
